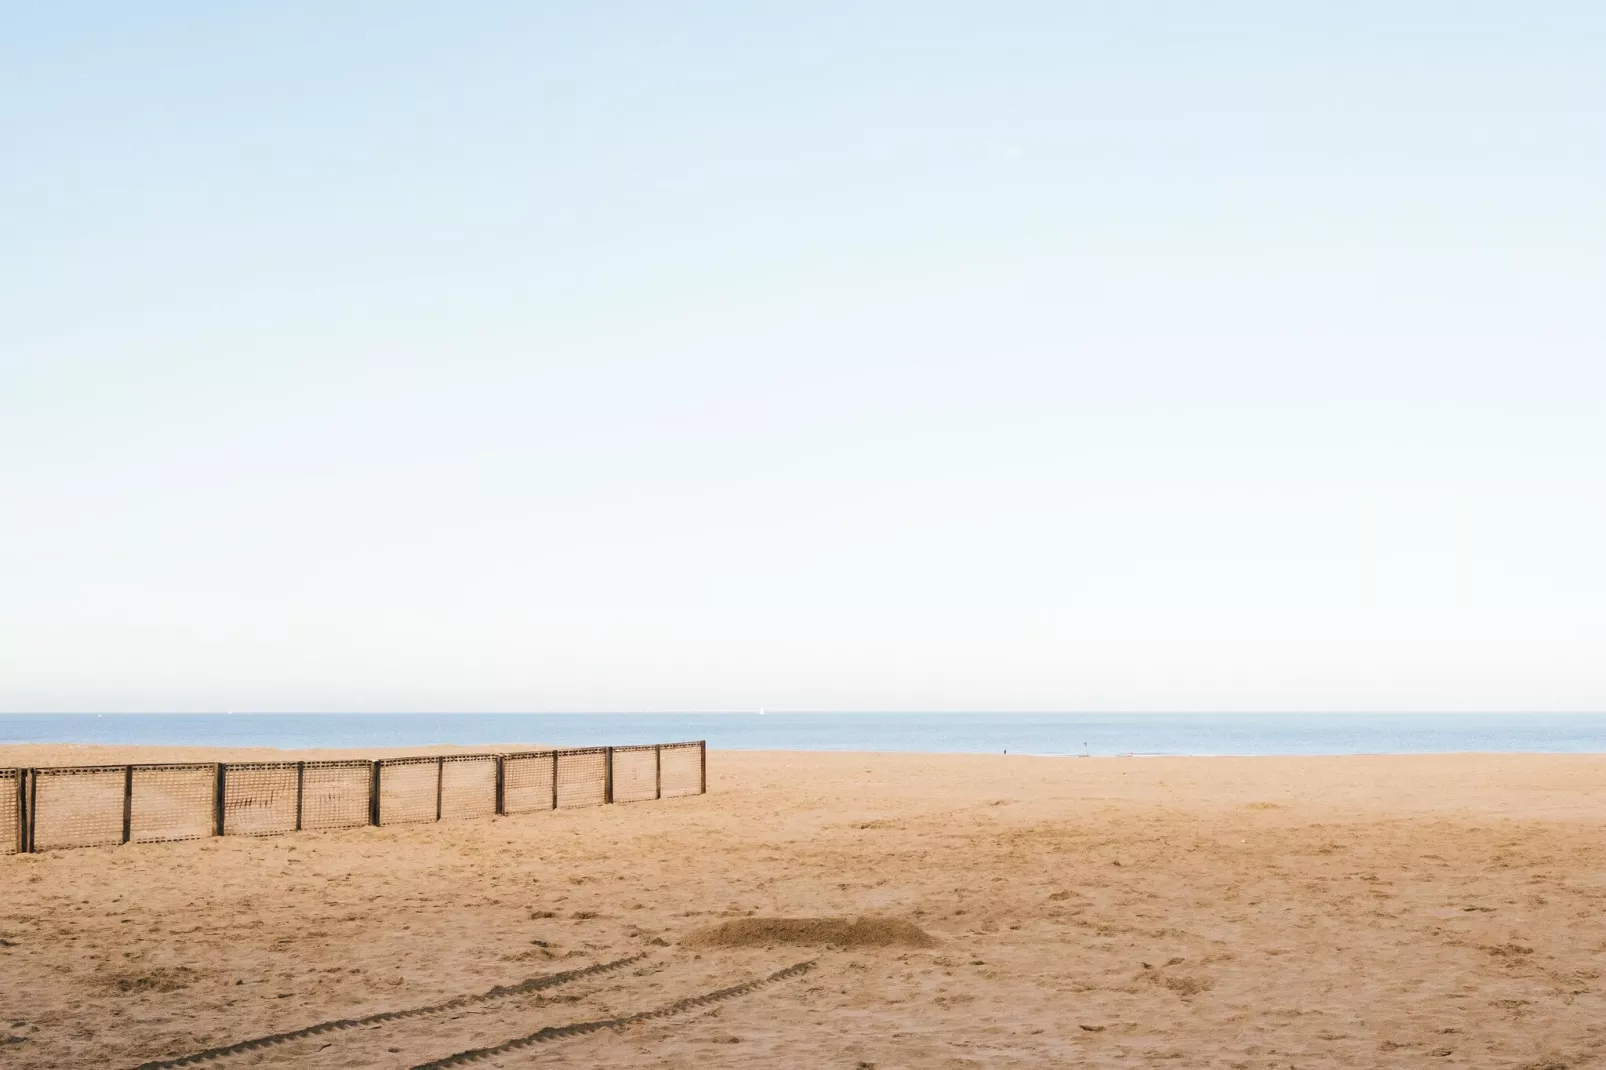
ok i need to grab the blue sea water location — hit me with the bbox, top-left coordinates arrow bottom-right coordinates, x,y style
1,712 -> 1604,756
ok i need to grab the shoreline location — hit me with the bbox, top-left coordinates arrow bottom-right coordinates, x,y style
4,741 -> 1606,766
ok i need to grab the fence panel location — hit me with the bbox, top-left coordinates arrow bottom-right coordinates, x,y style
555,748 -> 608,808
130,764 -> 216,843
611,746 -> 659,803
1,769 -> 17,855
378,758 -> 439,825
440,755 -> 498,821
301,761 -> 371,830
502,752 -> 556,814
10,741 -> 702,852
30,766 -> 125,850
659,742 -> 705,798
224,762 -> 299,836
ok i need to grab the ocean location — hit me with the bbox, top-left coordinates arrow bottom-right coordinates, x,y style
2,712 -> 1604,756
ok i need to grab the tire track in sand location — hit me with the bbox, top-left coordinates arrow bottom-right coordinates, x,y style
409,959 -> 817,1069
128,954 -> 647,1070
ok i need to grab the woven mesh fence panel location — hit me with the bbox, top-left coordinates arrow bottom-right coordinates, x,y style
0,770 -> 17,854
131,765 -> 215,843
301,761 -> 371,830
611,746 -> 659,803
555,749 -> 608,808
378,759 -> 438,825
32,766 -> 125,850
440,755 -> 497,820
659,743 -> 704,798
224,763 -> 299,836
502,752 -> 556,814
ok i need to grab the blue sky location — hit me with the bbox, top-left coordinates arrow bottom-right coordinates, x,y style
3,4 -> 1604,711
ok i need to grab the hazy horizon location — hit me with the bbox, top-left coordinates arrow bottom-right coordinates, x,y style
5,5 -> 1604,713
9,705 -> 1606,717
10,709 -> 1606,716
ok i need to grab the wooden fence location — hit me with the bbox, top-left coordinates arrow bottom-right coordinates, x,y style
2,741 -> 706,854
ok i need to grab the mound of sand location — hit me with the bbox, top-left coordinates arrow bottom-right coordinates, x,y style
685,916 -> 937,949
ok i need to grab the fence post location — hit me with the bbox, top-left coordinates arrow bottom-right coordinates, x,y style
370,761 -> 382,826
294,761 -> 305,831
122,765 -> 134,844
494,756 -> 505,816
435,758 -> 444,822
655,745 -> 662,800
26,770 -> 37,853
604,747 -> 614,804
214,763 -> 227,837
550,751 -> 559,810
13,769 -> 25,855
700,741 -> 707,794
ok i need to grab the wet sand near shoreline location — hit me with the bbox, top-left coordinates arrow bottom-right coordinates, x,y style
2,747 -> 1604,1068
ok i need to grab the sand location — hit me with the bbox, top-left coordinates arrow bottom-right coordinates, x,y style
2,746 -> 1605,1069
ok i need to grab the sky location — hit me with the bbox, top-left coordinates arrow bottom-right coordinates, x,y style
3,3 -> 1604,713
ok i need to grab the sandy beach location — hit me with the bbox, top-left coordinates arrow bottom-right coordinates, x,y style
2,747 -> 1604,1069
